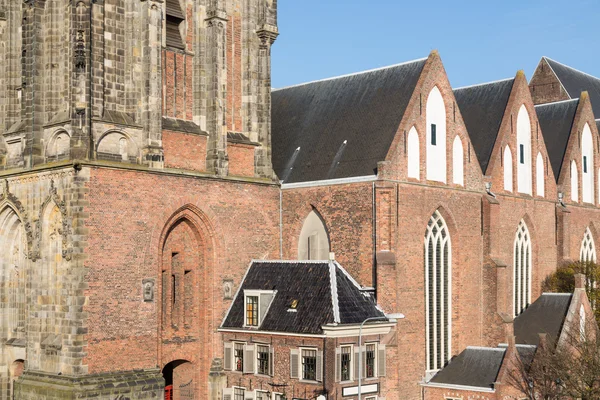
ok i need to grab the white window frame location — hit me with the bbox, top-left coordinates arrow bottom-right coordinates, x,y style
232,341 -> 246,373
580,228 -> 597,263
299,347 -> 320,383
513,220 -> 532,316
232,386 -> 246,400
339,344 -> 353,382
254,390 -> 269,400
271,393 -> 284,400
243,290 -> 274,328
365,396 -> 378,400
364,342 -> 378,379
255,343 -> 272,376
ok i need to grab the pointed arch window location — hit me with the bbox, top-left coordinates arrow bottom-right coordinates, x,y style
298,210 -> 330,260
514,220 -> 532,316
517,105 -> 532,194
407,127 -> 420,180
536,152 -> 544,197
582,124 -> 594,204
425,211 -> 451,372
452,136 -> 464,186
426,87 -> 447,183
571,160 -> 579,202
504,146 -> 513,192
580,228 -> 596,263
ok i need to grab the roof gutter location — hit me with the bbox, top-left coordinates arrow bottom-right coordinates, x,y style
420,382 -> 495,393
281,175 -> 376,190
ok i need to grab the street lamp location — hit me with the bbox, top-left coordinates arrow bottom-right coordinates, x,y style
358,313 -> 405,400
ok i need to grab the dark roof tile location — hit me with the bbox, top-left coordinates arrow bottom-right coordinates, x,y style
430,347 -> 505,389
272,58 -> 427,183
514,293 -> 572,346
453,79 -> 514,173
535,99 -> 579,180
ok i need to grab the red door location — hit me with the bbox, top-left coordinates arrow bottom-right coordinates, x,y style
165,385 -> 173,400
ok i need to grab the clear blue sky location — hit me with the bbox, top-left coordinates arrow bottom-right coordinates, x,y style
272,0 -> 599,89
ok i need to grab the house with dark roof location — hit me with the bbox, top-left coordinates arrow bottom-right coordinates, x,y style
218,260 -> 399,400
422,275 -> 594,400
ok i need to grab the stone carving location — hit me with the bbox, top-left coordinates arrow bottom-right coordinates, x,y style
223,279 -> 233,300
36,179 -> 71,261
0,179 -> 35,260
142,279 -> 155,302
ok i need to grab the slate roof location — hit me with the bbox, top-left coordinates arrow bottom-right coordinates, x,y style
429,347 -> 505,389
453,78 -> 515,173
162,117 -> 204,134
220,260 -> 386,334
514,293 -> 572,347
544,57 -> 600,118
535,99 -> 579,180
271,58 -> 427,183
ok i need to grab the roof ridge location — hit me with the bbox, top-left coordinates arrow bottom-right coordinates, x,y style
534,98 -> 580,108
251,259 -> 329,264
272,57 -> 428,92
466,346 -> 505,352
543,56 -> 600,82
329,260 -> 341,324
453,77 -> 514,91
541,292 -> 572,296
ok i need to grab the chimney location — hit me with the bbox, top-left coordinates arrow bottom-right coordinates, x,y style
575,273 -> 586,290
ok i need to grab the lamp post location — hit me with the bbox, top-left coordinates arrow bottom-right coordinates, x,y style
358,313 -> 404,400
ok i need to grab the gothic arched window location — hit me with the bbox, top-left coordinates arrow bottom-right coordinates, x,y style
514,220 -> 532,316
425,211 -> 451,372
580,228 -> 596,263
298,210 -> 330,260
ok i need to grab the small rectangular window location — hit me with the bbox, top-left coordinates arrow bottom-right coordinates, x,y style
233,387 -> 245,400
366,344 -> 376,378
340,345 -> 351,381
246,296 -> 259,326
257,345 -> 270,375
234,343 -> 244,372
584,156 -> 588,173
302,349 -> 317,381
520,144 -> 524,164
431,124 -> 437,146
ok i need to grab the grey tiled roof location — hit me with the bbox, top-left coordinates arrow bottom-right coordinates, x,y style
535,99 -> 579,181
453,78 -> 515,174
430,347 -> 505,389
271,58 -> 427,183
544,57 -> 600,118
220,261 -> 385,334
514,293 -> 572,346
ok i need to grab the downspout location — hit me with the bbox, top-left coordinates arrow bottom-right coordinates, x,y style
279,186 -> 283,259
372,181 -> 377,299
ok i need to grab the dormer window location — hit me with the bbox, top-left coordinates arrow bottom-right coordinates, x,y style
243,290 -> 276,328
245,295 -> 259,326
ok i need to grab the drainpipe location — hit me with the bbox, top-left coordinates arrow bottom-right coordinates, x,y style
279,186 -> 283,259
372,182 -> 377,299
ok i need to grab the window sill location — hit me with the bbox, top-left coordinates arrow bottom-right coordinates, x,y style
299,380 -> 321,385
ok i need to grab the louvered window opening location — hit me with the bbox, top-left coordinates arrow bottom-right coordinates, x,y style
514,221 -> 532,316
302,349 -> 317,381
166,0 -> 185,50
425,211 -> 451,372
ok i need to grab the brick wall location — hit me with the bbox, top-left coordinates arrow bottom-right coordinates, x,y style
163,130 -> 208,172
529,58 -> 571,106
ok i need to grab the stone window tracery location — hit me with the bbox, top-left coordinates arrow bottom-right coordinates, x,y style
514,220 -> 532,316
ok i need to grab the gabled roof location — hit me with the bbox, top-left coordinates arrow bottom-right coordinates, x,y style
543,57 -> 600,118
429,347 -> 505,390
514,293 -> 573,347
271,58 -> 427,183
220,260 -> 385,334
453,78 -> 515,173
535,99 -> 579,180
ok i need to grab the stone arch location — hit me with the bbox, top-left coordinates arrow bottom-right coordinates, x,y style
96,129 -> 139,162
298,208 -> 331,260
0,204 -> 27,341
162,359 -> 194,399
45,129 -> 71,159
158,205 -> 216,340
8,360 -> 25,399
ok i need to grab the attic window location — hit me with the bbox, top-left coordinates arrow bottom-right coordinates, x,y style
165,0 -> 185,50
584,156 -> 588,173
244,290 -> 276,328
431,124 -> 437,146
520,144 -> 525,164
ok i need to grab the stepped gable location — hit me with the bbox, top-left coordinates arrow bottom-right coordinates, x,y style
535,99 -> 579,180
271,58 -> 427,183
429,347 -> 506,390
514,293 -> 573,346
453,78 -> 515,173
544,57 -> 600,117
220,260 -> 385,334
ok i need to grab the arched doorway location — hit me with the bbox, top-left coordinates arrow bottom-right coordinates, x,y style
9,360 -> 25,399
162,360 -> 194,400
